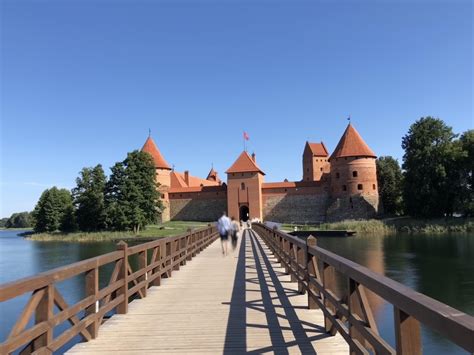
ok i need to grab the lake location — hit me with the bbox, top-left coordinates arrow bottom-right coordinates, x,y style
1,230 -> 472,354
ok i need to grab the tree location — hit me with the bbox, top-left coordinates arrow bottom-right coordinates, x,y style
402,117 -> 459,217
72,165 -> 107,231
32,187 -> 75,232
5,212 -> 32,228
376,156 -> 403,215
105,151 -> 162,233
456,130 -> 474,216
0,218 -> 8,228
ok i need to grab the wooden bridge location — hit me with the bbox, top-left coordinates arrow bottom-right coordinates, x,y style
1,224 -> 473,354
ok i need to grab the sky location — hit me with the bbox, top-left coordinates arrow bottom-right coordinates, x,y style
0,0 -> 472,218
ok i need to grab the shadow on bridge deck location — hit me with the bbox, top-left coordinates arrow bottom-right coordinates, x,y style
68,229 -> 347,354
223,230 -> 340,354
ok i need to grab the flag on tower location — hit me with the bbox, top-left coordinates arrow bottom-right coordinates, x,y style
347,115 -> 351,121
243,131 -> 249,140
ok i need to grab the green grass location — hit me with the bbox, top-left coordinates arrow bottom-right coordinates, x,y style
281,220 -> 395,235
28,221 -> 210,242
281,217 -> 474,235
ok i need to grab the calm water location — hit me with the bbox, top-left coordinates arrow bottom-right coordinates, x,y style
1,230 -> 473,354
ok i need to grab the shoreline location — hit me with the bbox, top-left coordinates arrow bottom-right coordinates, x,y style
282,217 -> 473,235
22,221 -> 210,243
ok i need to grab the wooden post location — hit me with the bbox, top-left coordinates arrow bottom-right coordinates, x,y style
150,245 -> 161,287
166,241 -> 172,278
322,262 -> 337,334
173,239 -> 180,271
306,236 -> 318,309
348,278 -> 364,353
297,245 -> 306,294
138,250 -> 147,297
85,267 -> 99,338
394,306 -> 422,355
32,284 -> 54,353
283,239 -> 290,274
117,241 -> 128,314
186,234 -> 193,261
181,236 -> 187,266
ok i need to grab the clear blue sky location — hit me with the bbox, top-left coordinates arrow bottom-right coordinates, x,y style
1,0 -> 472,218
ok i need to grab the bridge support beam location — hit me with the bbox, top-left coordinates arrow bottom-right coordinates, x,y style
394,306 -> 421,354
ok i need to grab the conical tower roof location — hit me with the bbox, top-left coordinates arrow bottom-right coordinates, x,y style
226,151 -> 265,175
141,136 -> 171,170
206,167 -> 219,180
330,124 -> 376,160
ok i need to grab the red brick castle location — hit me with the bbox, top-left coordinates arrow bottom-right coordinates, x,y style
142,123 -> 379,223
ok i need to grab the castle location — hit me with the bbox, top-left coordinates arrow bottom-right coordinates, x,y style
141,123 -> 379,223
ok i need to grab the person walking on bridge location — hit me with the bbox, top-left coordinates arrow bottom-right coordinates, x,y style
217,212 -> 231,256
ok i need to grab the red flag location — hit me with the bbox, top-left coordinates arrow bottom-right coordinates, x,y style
243,131 -> 249,141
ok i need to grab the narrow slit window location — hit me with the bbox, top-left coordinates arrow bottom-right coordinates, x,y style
358,184 -> 363,190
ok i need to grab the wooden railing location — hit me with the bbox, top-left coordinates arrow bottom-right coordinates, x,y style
252,223 -> 474,354
0,225 -> 218,355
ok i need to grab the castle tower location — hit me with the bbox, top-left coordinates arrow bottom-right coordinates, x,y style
327,123 -> 379,220
302,141 -> 330,181
226,151 -> 265,222
141,136 -> 172,222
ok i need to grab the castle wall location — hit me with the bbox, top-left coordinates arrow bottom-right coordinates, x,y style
169,187 -> 227,221
326,195 -> 379,221
262,185 -> 329,223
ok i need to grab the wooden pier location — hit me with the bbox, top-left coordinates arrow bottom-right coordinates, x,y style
1,224 -> 473,354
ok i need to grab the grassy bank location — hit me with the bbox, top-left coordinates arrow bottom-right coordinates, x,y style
281,217 -> 473,235
27,221 -> 210,242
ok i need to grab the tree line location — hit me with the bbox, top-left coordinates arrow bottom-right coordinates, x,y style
31,150 -> 162,233
377,117 -> 473,218
0,211 -> 33,229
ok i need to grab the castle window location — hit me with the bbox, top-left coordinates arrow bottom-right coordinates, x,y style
161,194 -> 165,198
352,171 -> 358,177
241,173 -> 244,177
358,184 -> 363,190
306,168 -> 309,172
241,182 -> 245,190
320,168 -> 323,171
336,172 -> 340,179
342,185 -> 347,191
373,184 -> 376,190
284,189 -> 287,192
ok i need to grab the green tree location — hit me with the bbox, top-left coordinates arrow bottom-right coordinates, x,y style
32,187 -> 75,232
402,117 -> 459,217
0,218 -> 8,228
457,130 -> 474,216
5,212 -> 32,228
72,165 -> 107,231
105,151 -> 162,233
376,156 -> 403,215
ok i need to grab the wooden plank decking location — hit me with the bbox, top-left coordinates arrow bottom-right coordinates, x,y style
67,229 -> 348,354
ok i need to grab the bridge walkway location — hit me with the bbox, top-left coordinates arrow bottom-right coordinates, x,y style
67,229 -> 348,354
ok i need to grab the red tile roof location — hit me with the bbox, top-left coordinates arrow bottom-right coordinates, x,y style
170,171 -> 220,189
141,136 -> 171,169
225,151 -> 265,175
305,142 -> 329,157
330,124 -> 376,159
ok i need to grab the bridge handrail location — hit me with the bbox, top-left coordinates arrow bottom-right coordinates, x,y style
252,222 -> 474,354
0,224 -> 218,354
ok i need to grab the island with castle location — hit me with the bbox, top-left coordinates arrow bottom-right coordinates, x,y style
142,123 -> 379,223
